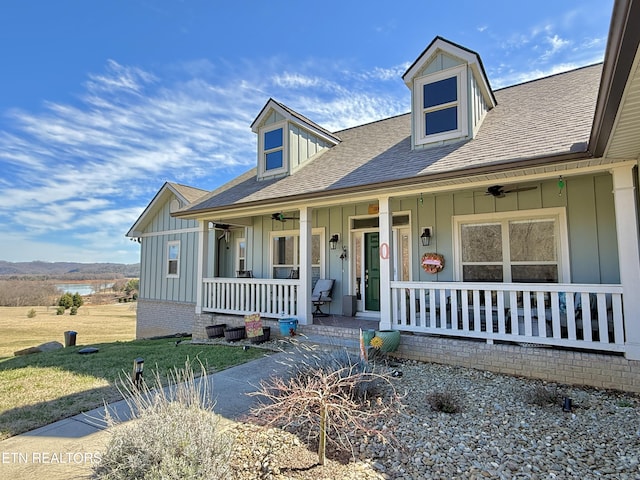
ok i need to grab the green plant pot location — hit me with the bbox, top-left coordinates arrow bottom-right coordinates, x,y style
361,329 -> 376,346
374,330 -> 401,352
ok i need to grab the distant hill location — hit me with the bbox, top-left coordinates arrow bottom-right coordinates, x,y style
0,261 -> 140,279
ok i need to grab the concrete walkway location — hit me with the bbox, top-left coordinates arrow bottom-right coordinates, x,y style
0,335 -> 360,479
0,349 -> 298,479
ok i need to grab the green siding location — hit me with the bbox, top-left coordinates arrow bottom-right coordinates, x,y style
138,193 -> 199,304
420,52 -> 464,76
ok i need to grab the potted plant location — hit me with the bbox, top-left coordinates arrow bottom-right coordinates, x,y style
205,323 -> 227,338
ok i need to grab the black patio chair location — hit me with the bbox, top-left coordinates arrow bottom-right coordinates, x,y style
311,279 -> 334,316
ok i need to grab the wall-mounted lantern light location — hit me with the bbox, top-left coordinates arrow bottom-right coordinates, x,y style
420,227 -> 433,247
329,234 -> 340,250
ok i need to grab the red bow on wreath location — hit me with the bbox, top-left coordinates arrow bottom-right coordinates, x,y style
421,253 -> 444,274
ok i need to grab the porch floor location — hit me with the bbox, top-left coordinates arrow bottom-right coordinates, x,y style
311,315 -> 379,330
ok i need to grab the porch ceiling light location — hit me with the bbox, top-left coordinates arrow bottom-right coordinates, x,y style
329,234 -> 339,250
420,227 -> 432,247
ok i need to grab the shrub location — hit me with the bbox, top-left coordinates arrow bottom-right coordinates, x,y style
72,292 -> 83,308
70,306 -> 78,315
58,293 -> 73,309
250,344 -> 401,465
94,361 -> 232,480
426,391 -> 464,414
27,308 -> 37,318
56,306 -> 65,315
527,385 -> 560,407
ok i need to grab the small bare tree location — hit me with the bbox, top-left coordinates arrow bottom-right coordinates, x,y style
249,348 -> 402,465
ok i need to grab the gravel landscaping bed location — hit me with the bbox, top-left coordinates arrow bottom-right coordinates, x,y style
232,357 -> 640,480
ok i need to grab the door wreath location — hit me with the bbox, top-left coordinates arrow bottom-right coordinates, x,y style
421,252 -> 444,274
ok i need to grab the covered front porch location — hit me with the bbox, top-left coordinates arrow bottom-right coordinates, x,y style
201,276 -> 625,353
193,165 -> 640,361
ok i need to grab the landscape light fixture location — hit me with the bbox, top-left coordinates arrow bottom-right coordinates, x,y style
133,357 -> 144,389
420,227 -> 432,247
329,234 -> 339,250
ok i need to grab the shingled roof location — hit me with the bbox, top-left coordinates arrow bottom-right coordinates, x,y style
179,63 -> 602,215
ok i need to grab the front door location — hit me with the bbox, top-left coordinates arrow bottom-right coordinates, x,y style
364,232 -> 380,311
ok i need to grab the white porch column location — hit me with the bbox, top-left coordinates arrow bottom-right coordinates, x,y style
298,206 -> 313,324
378,196 -> 394,330
611,165 -> 640,360
195,220 -> 209,314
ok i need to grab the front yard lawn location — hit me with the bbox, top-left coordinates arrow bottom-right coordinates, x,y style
0,338 -> 267,439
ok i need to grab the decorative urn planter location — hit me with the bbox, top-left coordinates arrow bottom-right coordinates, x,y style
373,330 -> 401,352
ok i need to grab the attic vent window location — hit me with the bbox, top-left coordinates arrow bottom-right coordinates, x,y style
414,65 -> 468,145
264,127 -> 284,171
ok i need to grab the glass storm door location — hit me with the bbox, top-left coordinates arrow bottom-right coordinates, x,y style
364,232 -> 380,311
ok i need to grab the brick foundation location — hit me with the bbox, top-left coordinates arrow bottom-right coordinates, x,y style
170,310 -> 640,393
136,299 -> 195,339
397,333 -> 640,393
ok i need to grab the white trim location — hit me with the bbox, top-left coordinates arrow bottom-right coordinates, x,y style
166,240 -> 181,278
236,237 -> 246,273
268,228 -> 325,279
452,207 -> 570,283
140,227 -> 200,237
403,38 -> 479,85
258,121 -> 288,178
414,65 -> 469,145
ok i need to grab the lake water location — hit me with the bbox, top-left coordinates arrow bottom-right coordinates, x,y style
56,283 -> 113,295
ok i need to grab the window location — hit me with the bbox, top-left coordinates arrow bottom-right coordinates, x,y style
264,127 -> 284,171
236,238 -> 246,272
454,209 -> 569,283
167,240 -> 180,278
415,65 -> 468,145
271,231 -> 322,280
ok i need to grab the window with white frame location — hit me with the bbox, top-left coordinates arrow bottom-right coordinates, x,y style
167,240 -> 180,278
414,65 -> 468,145
271,231 -> 322,280
260,123 -> 287,176
236,238 -> 246,272
454,209 -> 568,283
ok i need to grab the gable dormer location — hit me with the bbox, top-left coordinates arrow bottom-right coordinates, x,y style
250,99 -> 340,181
402,37 -> 497,149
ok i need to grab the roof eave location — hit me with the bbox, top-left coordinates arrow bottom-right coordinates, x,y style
589,0 -> 640,157
171,150 -> 592,220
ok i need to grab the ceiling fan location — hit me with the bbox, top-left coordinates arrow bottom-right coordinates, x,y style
486,185 -> 537,198
271,212 -> 299,222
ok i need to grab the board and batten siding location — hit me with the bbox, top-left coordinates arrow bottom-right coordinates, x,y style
402,173 -> 619,284
138,195 -> 200,304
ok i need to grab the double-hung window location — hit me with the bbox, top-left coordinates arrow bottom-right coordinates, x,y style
415,65 -> 468,144
261,123 -> 286,175
271,231 -> 322,281
167,240 -> 180,278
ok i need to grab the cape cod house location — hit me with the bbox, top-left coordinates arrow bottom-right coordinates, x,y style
127,0 -> 640,392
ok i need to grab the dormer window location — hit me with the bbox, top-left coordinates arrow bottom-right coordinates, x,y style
414,65 -> 468,145
252,98 -> 340,181
264,127 -> 284,171
258,120 -> 288,177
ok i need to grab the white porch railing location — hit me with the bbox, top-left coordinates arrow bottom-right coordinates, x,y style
391,282 -> 625,352
202,277 -> 299,318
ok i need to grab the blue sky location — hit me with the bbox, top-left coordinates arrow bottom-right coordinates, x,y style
0,0 -> 614,264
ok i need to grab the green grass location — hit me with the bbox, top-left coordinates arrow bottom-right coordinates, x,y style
0,338 -> 267,439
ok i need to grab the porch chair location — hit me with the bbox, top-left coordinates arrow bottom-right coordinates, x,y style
311,279 -> 335,316
236,270 -> 253,278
